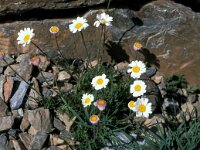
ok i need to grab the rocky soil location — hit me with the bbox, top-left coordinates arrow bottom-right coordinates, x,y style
0,52 -> 200,149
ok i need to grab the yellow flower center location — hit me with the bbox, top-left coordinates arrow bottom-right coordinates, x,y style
75,23 -> 83,29
50,26 -> 59,33
97,78 -> 103,85
85,98 -> 91,104
134,42 -> 142,49
24,34 -> 30,42
97,99 -> 106,105
128,101 -> 135,108
90,115 -> 98,121
135,85 -> 141,91
138,104 -> 146,112
132,66 -> 140,73
102,19 -> 108,24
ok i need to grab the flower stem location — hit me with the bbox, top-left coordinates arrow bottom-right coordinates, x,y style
102,25 -> 106,57
31,41 -> 48,58
97,25 -> 104,63
80,31 -> 92,67
55,35 -> 65,60
107,0 -> 111,10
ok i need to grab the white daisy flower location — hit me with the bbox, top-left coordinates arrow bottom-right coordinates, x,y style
91,74 -> 109,90
89,115 -> 100,124
17,28 -> 35,47
133,42 -> 142,51
81,93 -> 94,107
49,26 -> 59,34
127,60 -> 146,79
94,12 -> 113,27
128,100 -> 137,112
130,80 -> 147,97
135,97 -> 152,118
69,17 -> 89,33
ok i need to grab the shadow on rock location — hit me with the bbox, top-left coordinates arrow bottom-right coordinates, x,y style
105,41 -> 129,63
139,48 -> 160,68
117,17 -> 143,45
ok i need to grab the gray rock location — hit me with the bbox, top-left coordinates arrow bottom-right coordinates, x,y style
26,77 -> 41,109
20,111 -> 30,132
47,146 -> 61,150
11,140 -> 26,150
53,117 -> 66,131
0,75 -> 6,100
0,99 -> 10,117
103,131 -> 133,149
19,133 -> 33,149
0,116 -> 14,132
0,134 -> 8,148
27,108 -> 52,134
5,53 -> 33,81
0,54 -> 14,67
157,78 -> 167,98
29,132 -> 48,150
0,0 -> 115,17
145,67 -> 157,78
187,94 -> 197,103
42,88 -> 53,97
37,72 -> 55,84
162,98 -> 180,116
38,56 -> 51,71
145,79 -> 160,112
0,67 -> 3,74
9,81 -> 29,110
8,129 -> 19,140
57,71 -> 71,82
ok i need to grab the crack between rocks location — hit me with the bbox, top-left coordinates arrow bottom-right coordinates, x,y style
0,0 -> 151,23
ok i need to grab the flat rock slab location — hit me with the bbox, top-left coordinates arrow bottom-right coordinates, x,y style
9,80 -> 29,110
29,132 -> 48,150
0,99 -> 10,117
19,133 -> 33,149
0,116 -> 14,132
0,1 -> 200,86
27,107 -> 52,134
0,0 -> 114,17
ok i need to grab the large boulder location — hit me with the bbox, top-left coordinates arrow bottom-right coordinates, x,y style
0,1 -> 200,86
0,0 -> 110,17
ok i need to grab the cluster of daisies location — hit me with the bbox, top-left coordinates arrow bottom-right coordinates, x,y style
81,74 -> 109,124
16,12 -> 112,47
127,44 -> 152,118
13,11 -> 153,123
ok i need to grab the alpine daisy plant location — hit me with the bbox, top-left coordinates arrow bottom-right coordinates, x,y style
130,80 -> 147,97
89,115 -> 100,124
135,97 -> 152,118
17,28 -> 35,46
94,12 -> 113,27
81,93 -> 94,107
94,99 -> 107,111
69,17 -> 89,33
133,42 -> 143,51
91,74 -> 109,90
49,26 -> 59,34
128,100 -> 137,112
127,60 -> 146,79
